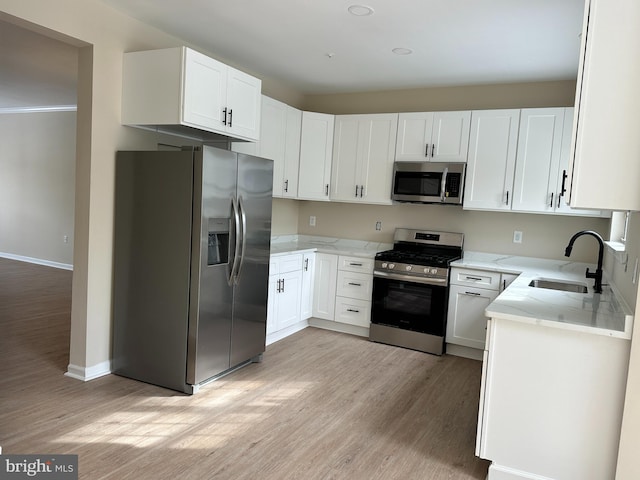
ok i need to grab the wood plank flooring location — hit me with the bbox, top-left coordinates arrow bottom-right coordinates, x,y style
0,257 -> 490,479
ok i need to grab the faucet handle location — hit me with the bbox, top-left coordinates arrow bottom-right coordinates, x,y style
585,267 -> 596,279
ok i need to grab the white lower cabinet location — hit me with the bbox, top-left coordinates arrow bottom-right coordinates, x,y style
334,256 -> 374,328
300,253 -> 315,320
311,253 -> 338,320
267,254 -> 303,339
446,268 -> 519,354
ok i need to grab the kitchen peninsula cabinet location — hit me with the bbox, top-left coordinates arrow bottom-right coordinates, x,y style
395,111 -> 471,162
568,0 -> 640,211
297,112 -> 335,201
122,46 -> 261,141
463,110 -> 520,211
233,96 -> 302,198
477,317 -> 629,480
330,114 -> 398,204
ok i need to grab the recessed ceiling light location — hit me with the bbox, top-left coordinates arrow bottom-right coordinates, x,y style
392,47 -> 413,55
348,5 -> 375,16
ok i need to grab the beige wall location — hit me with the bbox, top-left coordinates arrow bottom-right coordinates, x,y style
302,80 -> 577,114
297,201 -> 609,263
0,111 -> 76,266
271,198 -> 300,236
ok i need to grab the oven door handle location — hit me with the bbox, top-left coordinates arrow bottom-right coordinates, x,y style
374,270 -> 448,286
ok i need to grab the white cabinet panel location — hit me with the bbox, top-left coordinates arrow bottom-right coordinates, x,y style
122,46 -> 261,142
464,110 -> 520,211
298,112 -> 334,201
568,0 -> 640,211
446,285 -> 498,350
395,111 -> 470,162
331,114 -> 397,204
312,253 -> 338,320
336,271 -> 373,301
301,253 -> 315,320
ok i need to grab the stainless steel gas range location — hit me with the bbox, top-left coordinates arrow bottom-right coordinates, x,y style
369,228 -> 464,355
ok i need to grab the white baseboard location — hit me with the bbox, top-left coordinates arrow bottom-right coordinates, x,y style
65,361 -> 111,381
445,343 -> 483,361
266,320 -> 309,346
0,252 -> 73,271
308,318 -> 369,338
488,464 -> 554,480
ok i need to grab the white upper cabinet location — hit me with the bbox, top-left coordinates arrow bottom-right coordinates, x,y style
568,0 -> 640,211
122,47 -> 261,142
233,96 -> 302,198
297,112 -> 335,201
395,111 -> 471,162
331,114 -> 398,204
511,108 -> 565,213
464,110 -> 520,211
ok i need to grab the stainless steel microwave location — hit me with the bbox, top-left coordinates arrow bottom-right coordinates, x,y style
391,162 -> 466,205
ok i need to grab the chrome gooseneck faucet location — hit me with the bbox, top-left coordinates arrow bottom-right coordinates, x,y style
564,230 -> 604,294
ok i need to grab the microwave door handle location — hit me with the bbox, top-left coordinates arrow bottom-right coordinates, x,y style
440,167 -> 448,203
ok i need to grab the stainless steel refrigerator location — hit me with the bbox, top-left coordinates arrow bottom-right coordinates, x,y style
112,145 -> 273,393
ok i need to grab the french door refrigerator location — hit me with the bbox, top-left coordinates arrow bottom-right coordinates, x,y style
112,146 -> 273,393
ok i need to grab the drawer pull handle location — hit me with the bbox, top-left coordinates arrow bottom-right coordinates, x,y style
464,291 -> 481,296
349,262 -> 363,266
465,276 -> 483,281
348,282 -> 362,286
347,308 -> 360,313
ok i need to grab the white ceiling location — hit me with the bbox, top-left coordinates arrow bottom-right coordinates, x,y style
98,0 -> 585,94
0,0 -> 585,109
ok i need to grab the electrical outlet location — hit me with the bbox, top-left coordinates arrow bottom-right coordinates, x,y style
375,221 -> 382,231
63,235 -> 69,243
309,215 -> 316,227
513,231 -> 523,244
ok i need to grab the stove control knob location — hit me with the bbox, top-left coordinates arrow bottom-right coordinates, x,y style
381,262 -> 388,269
423,267 -> 429,274
430,268 -> 438,275
388,263 -> 395,269
405,265 -> 412,271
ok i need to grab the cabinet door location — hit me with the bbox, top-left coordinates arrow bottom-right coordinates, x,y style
331,116 -> 361,202
446,284 -> 498,350
225,67 -> 262,141
282,106 -> 302,198
301,253 -> 315,320
312,253 -> 338,320
277,270 -> 303,331
395,112 -> 434,161
298,112 -> 334,201
568,0 -> 640,211
511,108 -> 565,213
464,110 -> 520,211
359,114 -> 398,204
556,108 -> 605,217
266,275 -> 279,334
258,96 -> 287,196
182,48 -> 227,131
431,111 -> 471,162
500,273 -> 519,292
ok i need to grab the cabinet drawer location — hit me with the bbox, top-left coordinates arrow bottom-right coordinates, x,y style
451,268 -> 501,290
270,253 -> 303,275
338,255 -> 374,274
334,297 -> 371,328
336,271 -> 373,300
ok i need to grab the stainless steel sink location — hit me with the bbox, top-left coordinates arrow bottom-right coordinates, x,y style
528,278 -> 588,293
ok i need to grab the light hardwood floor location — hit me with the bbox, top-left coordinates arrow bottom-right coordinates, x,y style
0,257 -> 490,479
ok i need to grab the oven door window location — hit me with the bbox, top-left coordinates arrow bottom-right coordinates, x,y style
371,277 -> 447,336
394,172 -> 442,197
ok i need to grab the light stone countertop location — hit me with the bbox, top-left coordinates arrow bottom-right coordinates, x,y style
452,251 -> 634,339
270,235 -> 392,258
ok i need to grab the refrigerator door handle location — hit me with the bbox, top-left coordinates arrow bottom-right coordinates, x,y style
234,195 -> 248,285
229,196 -> 242,285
